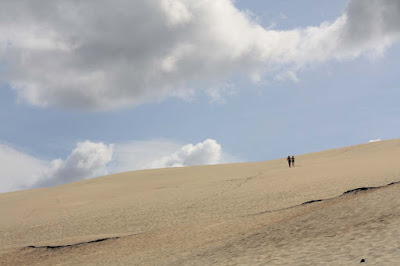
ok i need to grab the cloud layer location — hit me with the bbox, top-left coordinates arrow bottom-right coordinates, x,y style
1,0 -> 399,110
0,139 -> 231,193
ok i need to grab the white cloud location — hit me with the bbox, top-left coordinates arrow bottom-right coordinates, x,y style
144,139 -> 222,169
34,141 -> 114,188
369,139 -> 382,143
0,0 -> 399,110
0,138 -> 237,193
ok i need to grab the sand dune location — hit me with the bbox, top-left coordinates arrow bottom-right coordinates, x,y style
1,139 -> 400,265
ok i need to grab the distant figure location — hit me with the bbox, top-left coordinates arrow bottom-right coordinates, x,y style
291,156 -> 295,167
287,156 -> 291,168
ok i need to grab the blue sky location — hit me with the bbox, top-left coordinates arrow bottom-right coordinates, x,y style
1,0 -> 399,192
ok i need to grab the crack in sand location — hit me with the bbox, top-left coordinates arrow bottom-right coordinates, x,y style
26,236 -> 121,250
24,232 -> 146,250
249,180 -> 400,216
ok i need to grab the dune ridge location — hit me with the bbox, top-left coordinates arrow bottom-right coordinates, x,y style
1,139 -> 400,265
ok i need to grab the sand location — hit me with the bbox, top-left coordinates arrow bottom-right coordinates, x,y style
1,139 -> 400,265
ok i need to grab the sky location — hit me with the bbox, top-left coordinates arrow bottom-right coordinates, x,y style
1,0 -> 400,193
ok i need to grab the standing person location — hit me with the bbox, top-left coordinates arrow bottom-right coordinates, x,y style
287,156 -> 291,168
291,156 -> 295,167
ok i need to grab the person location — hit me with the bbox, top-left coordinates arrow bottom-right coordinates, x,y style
291,156 -> 295,167
287,156 -> 291,168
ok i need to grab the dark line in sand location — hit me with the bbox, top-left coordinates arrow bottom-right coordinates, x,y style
26,237 -> 121,250
248,180 -> 400,216
25,232 -> 143,250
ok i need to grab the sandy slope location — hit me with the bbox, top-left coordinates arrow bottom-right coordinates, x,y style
1,139 -> 400,265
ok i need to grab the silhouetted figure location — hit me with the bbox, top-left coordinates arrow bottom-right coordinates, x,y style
287,156 -> 291,168
291,156 -> 295,167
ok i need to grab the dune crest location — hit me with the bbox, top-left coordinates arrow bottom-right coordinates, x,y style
1,139 -> 400,265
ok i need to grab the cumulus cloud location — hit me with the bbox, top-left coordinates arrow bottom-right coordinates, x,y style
0,0 -> 399,110
35,141 -> 114,188
145,139 -> 222,169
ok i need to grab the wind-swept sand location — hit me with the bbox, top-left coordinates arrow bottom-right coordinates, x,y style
1,139 -> 400,265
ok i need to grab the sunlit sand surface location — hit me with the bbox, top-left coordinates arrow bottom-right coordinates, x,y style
1,139 -> 400,265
